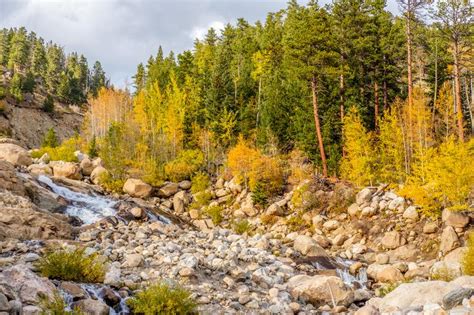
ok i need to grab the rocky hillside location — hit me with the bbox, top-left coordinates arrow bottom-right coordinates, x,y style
0,139 -> 473,314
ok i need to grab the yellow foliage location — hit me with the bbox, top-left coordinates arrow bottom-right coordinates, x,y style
165,149 -> 204,182
32,137 -> 82,162
287,149 -> 314,186
434,82 -> 457,141
340,107 -> 376,186
227,136 -> 283,195
462,232 -> 474,276
399,137 -> 474,216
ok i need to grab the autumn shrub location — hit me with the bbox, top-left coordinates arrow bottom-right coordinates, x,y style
99,172 -> 125,193
462,232 -> 474,276
399,137 -> 474,217
40,292 -> 84,315
431,265 -> 458,281
37,247 -> 105,283
287,149 -> 314,186
127,282 -> 197,315
228,136 -> 283,196
286,212 -> 309,232
190,191 -> 212,209
191,171 -> 210,194
165,149 -> 205,182
205,205 -> 224,225
260,214 -> 278,226
251,181 -> 268,208
32,137 -> 80,162
42,128 -> 59,148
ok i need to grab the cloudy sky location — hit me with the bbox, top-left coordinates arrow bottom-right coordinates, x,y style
1,0 -> 399,87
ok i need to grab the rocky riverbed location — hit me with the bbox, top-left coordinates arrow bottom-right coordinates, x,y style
0,139 -> 473,314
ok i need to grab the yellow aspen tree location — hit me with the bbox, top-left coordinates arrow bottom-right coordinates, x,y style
434,81 -> 457,141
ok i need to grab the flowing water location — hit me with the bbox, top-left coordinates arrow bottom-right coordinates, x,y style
37,175 -> 117,225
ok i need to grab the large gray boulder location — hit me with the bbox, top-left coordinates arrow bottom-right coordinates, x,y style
0,143 -> 32,166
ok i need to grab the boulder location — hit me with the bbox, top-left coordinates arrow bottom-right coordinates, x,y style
52,161 -> 82,180
129,207 -> 146,219
123,179 -> 152,198
27,163 -> 52,176
173,191 -> 188,214
241,194 -> 257,217
442,287 -> 474,310
104,265 -> 121,288
59,282 -> 87,300
125,254 -> 144,268
178,180 -> 191,190
80,157 -> 95,176
347,203 -> 361,217
0,143 -> 32,166
423,222 -> 438,234
0,265 -> 55,305
288,275 -> 354,307
440,226 -> 460,254
38,152 -> 50,164
157,182 -> 179,197
354,305 -> 379,315
90,166 -> 108,185
294,235 -> 328,257
0,160 -> 26,196
442,209 -> 469,228
24,179 -> 67,212
323,220 -> 339,231
265,203 -> 284,216
403,206 -> 418,221
72,299 -> 109,315
381,231 -> 401,249
356,188 -> 374,205
367,264 -> 403,283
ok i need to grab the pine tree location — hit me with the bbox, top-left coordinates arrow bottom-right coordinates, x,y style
7,27 -> 29,71
42,127 -> 59,148
133,63 -> 146,94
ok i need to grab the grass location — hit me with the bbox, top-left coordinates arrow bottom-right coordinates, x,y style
286,212 -> 309,232
204,205 -> 224,225
36,247 -> 106,283
431,265 -> 457,282
127,282 -> 197,315
190,191 -> 212,210
260,214 -> 278,226
232,219 -> 252,235
462,232 -> 474,276
40,292 -> 84,315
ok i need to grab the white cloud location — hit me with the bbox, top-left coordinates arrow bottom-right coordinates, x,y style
190,20 -> 225,41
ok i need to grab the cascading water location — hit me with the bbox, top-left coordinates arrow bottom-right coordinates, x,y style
37,175 -> 116,225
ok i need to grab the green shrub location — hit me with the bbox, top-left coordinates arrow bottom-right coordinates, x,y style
22,72 -> 36,93
260,214 -> 278,226
42,128 -> 59,148
43,95 -> 55,113
205,205 -> 223,225
251,181 -> 268,208
431,265 -> 457,281
191,171 -> 210,194
10,73 -> 23,102
127,282 -> 197,315
40,292 -> 84,315
286,212 -> 309,232
36,247 -> 106,283
233,219 -> 252,235
87,136 -> 98,158
165,149 -> 205,182
0,87 -> 6,100
462,232 -> 474,276
99,172 -> 125,193
190,190 -> 212,209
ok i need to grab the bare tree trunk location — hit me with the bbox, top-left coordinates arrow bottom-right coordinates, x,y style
383,79 -> 388,111
464,75 -> 474,134
453,42 -> 464,142
311,76 -> 328,177
432,37 -> 438,129
339,71 -> 346,157
406,14 -> 414,109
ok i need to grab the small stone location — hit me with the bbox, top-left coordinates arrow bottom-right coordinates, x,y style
179,267 -> 194,277
238,294 -> 251,305
423,222 -> 438,234
350,261 -> 363,275
125,254 -> 144,268
442,209 -> 469,228
381,231 -> 401,249
289,302 -> 301,312
24,253 -> 40,262
403,206 -> 418,220
375,253 -> 390,265
268,288 -> 279,298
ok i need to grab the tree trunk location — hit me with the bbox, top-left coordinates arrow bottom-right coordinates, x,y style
374,81 -> 379,128
406,14 -> 414,109
383,78 -> 388,111
464,76 -> 473,134
311,76 -> 328,177
340,71 -> 346,157
453,42 -> 464,142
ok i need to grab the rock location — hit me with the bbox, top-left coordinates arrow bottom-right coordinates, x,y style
0,293 -> 9,312
332,234 -> 348,246
431,261 -> 462,280
323,220 -> 339,231
157,182 -> 179,197
348,203 -> 361,217
294,235 -> 328,257
0,143 -> 32,166
375,253 -> 390,265
22,305 -> 42,314
104,265 -> 121,287
173,191 -> 187,214
350,262 -> 363,275
178,180 -> 191,190
24,179 -> 67,212
129,207 -> 146,219
403,206 -> 418,220
442,209 -> 469,229
72,299 -> 109,315
27,163 -> 52,175
74,151 -> 88,162
52,161 -> 82,180
241,194 -> 257,217
266,203 -> 284,216
361,206 -> 376,217
38,152 -> 50,164
0,160 -> 26,196
356,188 -> 374,205
288,275 -> 354,307
90,166 -> 108,185
354,305 -> 379,315
59,282 -> 87,300
440,226 -> 460,254
24,253 -> 40,262
423,222 -> 438,234
376,265 -> 404,283
100,287 -> 121,307
0,265 -> 55,305
123,179 -> 152,198
381,231 -> 401,249
215,188 -> 229,198
80,157 -> 95,176
442,288 -> 474,309
125,254 -> 144,268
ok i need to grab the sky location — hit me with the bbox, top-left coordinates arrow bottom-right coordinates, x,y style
1,0 -> 399,87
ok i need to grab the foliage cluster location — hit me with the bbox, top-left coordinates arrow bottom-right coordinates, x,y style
36,247 -> 106,283
40,292 -> 84,315
462,232 -> 474,276
32,132 -> 81,162
127,282 -> 197,315
165,149 -> 204,182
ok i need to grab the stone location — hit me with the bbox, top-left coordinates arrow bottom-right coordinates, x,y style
440,226 -> 460,254
38,153 -> 50,164
381,231 -> 401,249
178,180 -> 191,190
423,222 -> 438,234
104,265 -> 121,287
189,209 -> 200,219
266,203 -> 284,216
100,288 -> 121,307
294,235 -> 328,257
375,253 -> 390,265
356,188 -> 374,205
442,288 -> 474,310
288,275 -> 354,307
0,143 -> 32,166
332,234 -> 348,246
241,194 -> 257,217
72,299 -> 109,315
348,203 -> 361,217
376,265 -> 404,283
27,164 -> 52,176
23,253 -> 40,262
354,305 -> 379,315
173,191 -> 187,214
350,262 -> 363,275
361,206 -> 376,217
431,261 -> 462,280
51,161 -> 82,180
90,166 -> 108,185
59,282 -> 87,300
130,207 -> 145,219
442,209 -> 469,229
0,161 -> 26,196
0,293 -> 9,312
80,157 -> 95,176
123,179 -> 152,198
157,182 -> 179,197
125,254 -> 144,268
403,206 -> 419,220
323,220 -> 339,231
